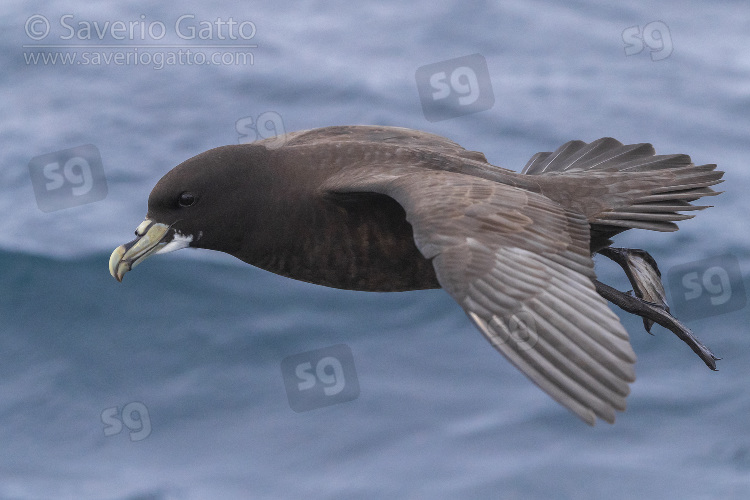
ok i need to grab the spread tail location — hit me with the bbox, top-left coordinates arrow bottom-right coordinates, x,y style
522,137 -> 724,234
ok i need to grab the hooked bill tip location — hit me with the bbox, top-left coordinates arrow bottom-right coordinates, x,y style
109,245 -> 127,282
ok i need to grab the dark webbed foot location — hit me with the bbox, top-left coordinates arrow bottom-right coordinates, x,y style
598,247 -> 669,333
594,279 -> 720,370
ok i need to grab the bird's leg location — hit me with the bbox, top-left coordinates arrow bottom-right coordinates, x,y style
594,279 -> 719,371
597,247 -> 669,333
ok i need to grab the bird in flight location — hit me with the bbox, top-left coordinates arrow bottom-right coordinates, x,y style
109,126 -> 723,424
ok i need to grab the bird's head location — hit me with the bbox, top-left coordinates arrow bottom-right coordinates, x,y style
109,144 -> 271,282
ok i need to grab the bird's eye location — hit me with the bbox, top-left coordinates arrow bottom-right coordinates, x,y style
178,192 -> 196,207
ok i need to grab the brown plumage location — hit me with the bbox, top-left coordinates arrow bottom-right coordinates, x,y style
109,125 -> 724,425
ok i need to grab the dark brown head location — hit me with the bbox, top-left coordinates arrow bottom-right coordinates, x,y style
109,144 -> 272,281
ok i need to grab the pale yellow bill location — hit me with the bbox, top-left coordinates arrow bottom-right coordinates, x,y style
109,219 -> 171,282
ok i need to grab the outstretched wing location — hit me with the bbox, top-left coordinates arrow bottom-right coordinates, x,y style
323,166 -> 636,424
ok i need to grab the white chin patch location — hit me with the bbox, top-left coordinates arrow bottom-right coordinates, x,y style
157,233 -> 193,254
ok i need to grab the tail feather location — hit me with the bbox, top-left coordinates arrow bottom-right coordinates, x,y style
626,201 -> 707,212
523,138 -> 724,233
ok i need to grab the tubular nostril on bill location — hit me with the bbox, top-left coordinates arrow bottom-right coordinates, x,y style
135,220 -> 153,237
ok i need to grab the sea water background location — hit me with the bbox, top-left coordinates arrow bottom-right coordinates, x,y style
2,0 -> 750,498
